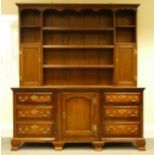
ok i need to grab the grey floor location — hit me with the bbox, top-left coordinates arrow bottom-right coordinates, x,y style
1,138 -> 154,155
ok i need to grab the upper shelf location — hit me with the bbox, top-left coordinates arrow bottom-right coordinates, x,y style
43,45 -> 114,49
42,27 -> 114,31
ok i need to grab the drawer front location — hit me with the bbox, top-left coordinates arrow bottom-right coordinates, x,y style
103,123 -> 140,137
16,123 -> 53,137
104,93 -> 140,104
103,106 -> 140,119
15,93 -> 52,105
16,107 -> 53,120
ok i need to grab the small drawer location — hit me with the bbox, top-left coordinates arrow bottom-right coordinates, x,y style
15,93 -> 52,105
104,93 -> 140,104
103,106 -> 140,119
16,107 -> 53,120
103,122 -> 141,137
16,123 -> 53,137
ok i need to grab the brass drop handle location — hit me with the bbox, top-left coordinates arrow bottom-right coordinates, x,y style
42,113 -> 48,117
31,125 -> 39,130
19,127 -> 28,134
107,127 -> 114,131
20,99 -> 26,102
41,127 -> 50,134
109,113 -> 114,117
19,96 -> 28,102
19,111 -> 26,117
62,112 -> 65,119
131,113 -> 136,117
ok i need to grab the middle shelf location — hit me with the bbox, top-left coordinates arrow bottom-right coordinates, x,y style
42,64 -> 114,69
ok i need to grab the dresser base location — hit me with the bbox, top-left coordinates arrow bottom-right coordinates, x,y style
11,138 -> 145,150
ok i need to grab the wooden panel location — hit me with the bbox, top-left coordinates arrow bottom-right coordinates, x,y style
116,10 -> 136,26
43,49 -> 113,65
116,28 -> 135,43
103,122 -> 141,137
43,31 -> 113,45
99,69 -> 114,85
20,9 -> 41,26
43,10 -> 69,27
21,28 -> 41,43
20,44 -> 41,86
43,49 -> 67,65
43,9 -> 113,28
115,44 -> 136,86
16,123 -> 53,137
98,10 -> 114,27
69,10 -> 83,27
61,92 -> 98,138
43,69 -> 114,86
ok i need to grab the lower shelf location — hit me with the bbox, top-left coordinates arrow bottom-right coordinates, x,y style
43,68 -> 114,85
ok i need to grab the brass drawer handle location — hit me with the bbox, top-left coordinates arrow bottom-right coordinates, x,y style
121,95 -> 126,99
41,111 -> 50,117
30,95 -> 38,101
118,109 -> 125,114
20,99 -> 26,102
109,113 -> 114,117
18,96 -> 28,102
42,114 -> 48,117
131,113 -> 136,117
31,125 -> 39,130
41,127 -> 50,134
107,127 -> 114,131
18,111 -> 26,117
31,109 -> 39,115
19,127 -> 28,134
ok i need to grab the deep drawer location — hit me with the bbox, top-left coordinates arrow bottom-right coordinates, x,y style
16,123 -> 53,137
16,106 -> 53,120
103,122 -> 141,137
103,106 -> 140,119
104,93 -> 140,104
15,93 -> 52,105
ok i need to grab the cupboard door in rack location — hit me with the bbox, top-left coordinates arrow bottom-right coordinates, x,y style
20,44 -> 41,86
115,44 -> 136,86
61,92 -> 99,140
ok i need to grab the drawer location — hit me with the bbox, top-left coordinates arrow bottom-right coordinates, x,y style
16,107 -> 53,120
15,93 -> 52,105
16,123 -> 53,137
103,106 -> 140,119
103,122 -> 141,137
104,93 -> 140,104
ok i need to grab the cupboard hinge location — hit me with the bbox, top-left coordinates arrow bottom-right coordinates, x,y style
38,58 -> 41,63
134,49 -> 137,55
20,76 -> 22,81
134,75 -> 137,81
62,112 -> 65,119
115,58 -> 118,62
93,98 -> 97,106
93,124 -> 97,132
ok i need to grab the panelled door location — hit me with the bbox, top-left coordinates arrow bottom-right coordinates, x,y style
20,43 -> 41,86
115,44 -> 137,86
60,92 -> 99,140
